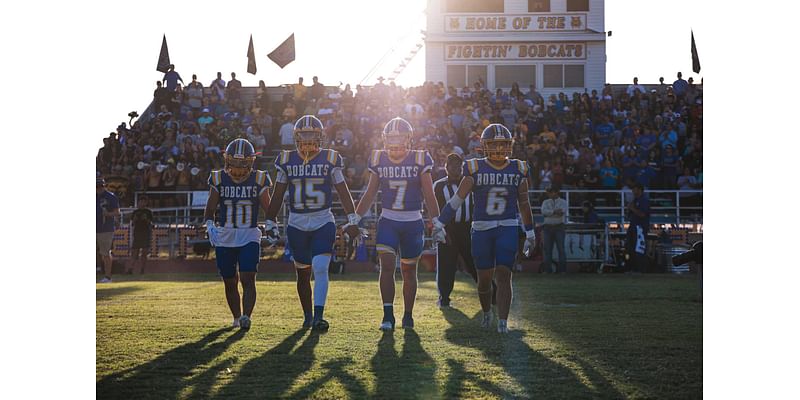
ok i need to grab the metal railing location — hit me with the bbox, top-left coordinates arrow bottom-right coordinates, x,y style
116,189 -> 701,259
122,188 -> 702,227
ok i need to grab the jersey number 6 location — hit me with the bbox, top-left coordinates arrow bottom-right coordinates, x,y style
486,187 -> 508,216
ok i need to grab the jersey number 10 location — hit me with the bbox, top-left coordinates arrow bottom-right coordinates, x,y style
223,200 -> 253,228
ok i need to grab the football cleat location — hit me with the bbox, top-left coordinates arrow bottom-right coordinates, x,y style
239,315 -> 251,330
497,319 -> 509,334
402,315 -> 414,329
480,311 -> 493,329
379,318 -> 395,331
99,277 -> 112,283
312,319 -> 330,332
294,115 -> 325,160
480,123 -> 513,163
224,138 -> 257,183
382,117 -> 413,160
302,315 -> 313,329
436,298 -> 450,309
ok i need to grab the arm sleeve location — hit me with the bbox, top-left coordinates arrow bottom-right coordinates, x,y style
257,170 -> 272,195
275,170 -> 288,184
207,171 -> 220,192
274,151 -> 288,176
330,150 -> 345,184
420,151 -> 434,174
367,150 -> 380,175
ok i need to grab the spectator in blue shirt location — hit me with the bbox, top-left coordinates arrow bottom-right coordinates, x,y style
672,72 -> 689,99
594,115 -> 615,149
659,124 -> 678,150
622,147 -> 641,183
660,145 -> 681,189
162,64 -> 184,92
636,127 -> 658,157
599,159 -> 620,189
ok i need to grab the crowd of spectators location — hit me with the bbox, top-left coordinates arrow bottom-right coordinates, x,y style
96,66 -> 702,208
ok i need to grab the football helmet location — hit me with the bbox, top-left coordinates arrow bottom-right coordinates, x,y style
294,115 -> 325,160
224,138 -> 257,182
382,117 -> 413,160
480,124 -> 513,163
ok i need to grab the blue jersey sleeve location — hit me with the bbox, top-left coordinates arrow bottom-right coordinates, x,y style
367,150 -> 381,175
274,151 -> 290,176
463,158 -> 479,179
255,170 -> 272,195
419,151 -> 434,174
328,149 -> 344,170
515,159 -> 530,188
207,170 -> 222,192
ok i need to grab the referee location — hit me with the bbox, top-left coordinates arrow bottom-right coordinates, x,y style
434,153 -> 495,307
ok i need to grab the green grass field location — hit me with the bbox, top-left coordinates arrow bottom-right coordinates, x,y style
96,273 -> 702,399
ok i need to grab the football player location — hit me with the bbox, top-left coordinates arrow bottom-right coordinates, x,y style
433,124 -> 536,333
348,117 -> 441,331
263,115 -> 360,332
204,138 -> 272,330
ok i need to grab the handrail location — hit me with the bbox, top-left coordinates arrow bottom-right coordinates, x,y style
128,189 -> 702,226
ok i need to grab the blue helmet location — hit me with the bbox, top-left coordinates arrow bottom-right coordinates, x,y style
224,138 -> 257,181
294,115 -> 324,159
382,117 -> 413,159
480,123 -> 513,162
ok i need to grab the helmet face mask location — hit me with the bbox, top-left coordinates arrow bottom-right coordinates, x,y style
382,117 -> 413,160
294,115 -> 324,160
481,139 -> 513,162
224,138 -> 257,182
224,154 -> 255,182
480,123 -> 513,163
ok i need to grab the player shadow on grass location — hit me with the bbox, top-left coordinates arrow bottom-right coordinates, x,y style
95,285 -> 144,301
96,327 -> 246,399
441,307 -> 606,398
212,328 -> 319,399
370,330 -> 438,399
288,356 -> 368,398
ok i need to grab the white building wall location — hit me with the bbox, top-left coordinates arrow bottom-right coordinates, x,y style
425,0 -> 605,93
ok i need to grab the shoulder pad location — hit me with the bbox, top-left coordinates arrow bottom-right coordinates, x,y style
255,170 -> 268,186
370,149 -> 382,167
516,159 -> 529,175
327,149 -> 339,165
210,170 -> 222,186
466,159 -> 479,175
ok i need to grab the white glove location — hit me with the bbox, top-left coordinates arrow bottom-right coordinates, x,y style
432,218 -> 447,244
205,220 -> 220,247
341,213 -> 362,231
264,219 -> 280,246
523,229 -> 536,257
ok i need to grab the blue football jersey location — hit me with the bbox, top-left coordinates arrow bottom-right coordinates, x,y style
368,150 -> 433,212
208,169 -> 271,228
464,158 -> 529,222
275,149 -> 343,214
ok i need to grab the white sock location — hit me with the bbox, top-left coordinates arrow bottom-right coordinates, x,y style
312,254 -> 331,307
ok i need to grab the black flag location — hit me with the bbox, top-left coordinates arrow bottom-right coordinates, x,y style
247,34 -> 257,75
156,34 -> 171,73
691,30 -> 701,74
268,33 -> 295,69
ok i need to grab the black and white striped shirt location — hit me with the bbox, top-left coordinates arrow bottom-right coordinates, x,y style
433,177 -> 473,223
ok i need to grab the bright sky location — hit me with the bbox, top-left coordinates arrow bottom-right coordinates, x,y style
35,0 -> 704,144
